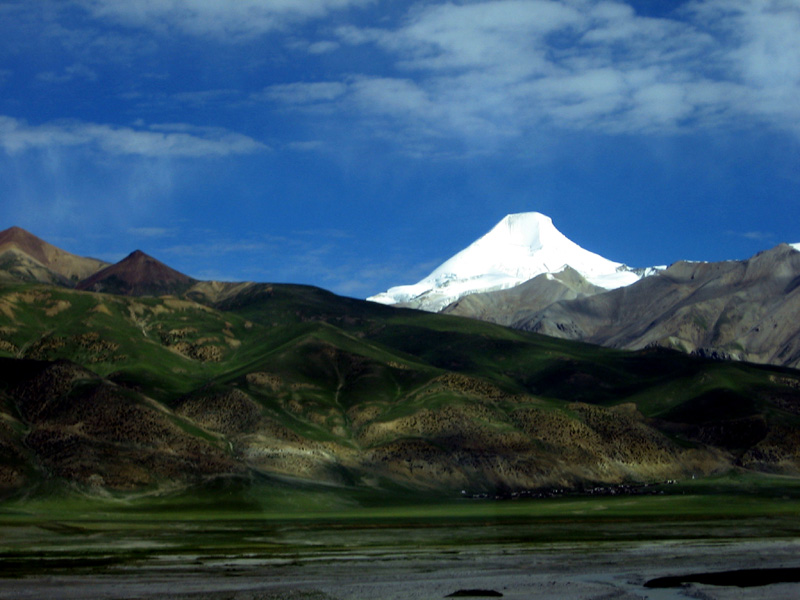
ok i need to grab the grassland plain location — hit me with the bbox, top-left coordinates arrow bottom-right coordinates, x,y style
1,476 -> 800,599
3,280 -> 800,497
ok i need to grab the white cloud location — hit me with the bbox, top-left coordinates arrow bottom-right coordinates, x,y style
630,83 -> 691,129
381,0 -> 582,74
686,0 -> 800,129
307,40 -> 340,54
305,0 -> 800,150
0,116 -> 267,157
44,0 -> 799,156
350,77 -> 433,117
79,0 -> 376,39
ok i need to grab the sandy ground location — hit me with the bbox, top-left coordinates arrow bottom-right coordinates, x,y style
0,539 -> 799,600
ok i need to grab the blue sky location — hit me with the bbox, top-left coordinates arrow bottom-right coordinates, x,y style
1,0 -> 798,298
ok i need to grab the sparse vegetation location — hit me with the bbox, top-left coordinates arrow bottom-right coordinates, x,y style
1,279 -> 800,501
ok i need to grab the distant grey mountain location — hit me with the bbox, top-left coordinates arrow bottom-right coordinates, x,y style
443,266 -> 604,327
446,243 -> 800,370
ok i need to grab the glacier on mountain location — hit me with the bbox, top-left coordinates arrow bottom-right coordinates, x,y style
368,212 -> 654,312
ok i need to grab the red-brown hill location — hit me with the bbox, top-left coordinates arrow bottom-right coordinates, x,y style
77,249 -> 196,296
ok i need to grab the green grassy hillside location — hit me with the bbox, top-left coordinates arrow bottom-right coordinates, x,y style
1,281 -> 800,499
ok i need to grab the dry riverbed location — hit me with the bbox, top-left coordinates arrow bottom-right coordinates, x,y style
1,539 -> 799,600
3,486 -> 800,600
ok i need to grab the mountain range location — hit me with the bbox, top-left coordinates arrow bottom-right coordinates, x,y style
0,226 -> 252,304
1,224 -> 800,499
371,212 -> 800,370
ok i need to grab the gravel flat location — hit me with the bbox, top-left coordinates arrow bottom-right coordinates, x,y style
1,539 -> 799,600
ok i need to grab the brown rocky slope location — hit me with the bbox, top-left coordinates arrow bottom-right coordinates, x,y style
445,244 -> 800,370
0,226 -> 108,285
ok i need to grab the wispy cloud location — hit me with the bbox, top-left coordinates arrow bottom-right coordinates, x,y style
293,228 -> 353,240
37,63 -> 98,84
317,256 -> 443,299
253,0 -> 800,152
29,1 -> 799,158
286,140 -> 326,152
79,0 -> 376,39
307,40 -> 340,55
128,227 -> 176,238
727,230 -> 774,242
255,82 -> 348,105
171,89 -> 241,108
0,116 -> 267,157
154,229 -> 421,297
161,240 -> 275,258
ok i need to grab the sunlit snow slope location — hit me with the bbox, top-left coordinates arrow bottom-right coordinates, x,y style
368,212 -> 648,312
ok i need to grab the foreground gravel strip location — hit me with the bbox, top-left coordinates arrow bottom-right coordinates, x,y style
0,539 -> 798,600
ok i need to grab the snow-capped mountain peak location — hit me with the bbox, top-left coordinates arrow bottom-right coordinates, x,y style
368,212 -> 648,312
